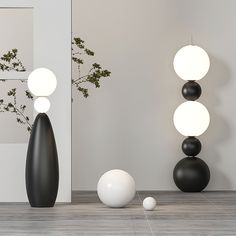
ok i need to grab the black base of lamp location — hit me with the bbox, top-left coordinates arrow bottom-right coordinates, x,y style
25,113 -> 59,207
173,156 -> 210,192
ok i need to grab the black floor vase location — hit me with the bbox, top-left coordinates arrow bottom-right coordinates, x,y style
26,113 -> 59,207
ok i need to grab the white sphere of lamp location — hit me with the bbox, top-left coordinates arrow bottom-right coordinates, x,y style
173,45 -> 210,81
173,101 -> 210,137
143,197 -> 157,211
97,169 -> 136,208
28,68 -> 57,96
34,97 -> 51,113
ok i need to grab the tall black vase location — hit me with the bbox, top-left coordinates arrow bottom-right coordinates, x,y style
26,113 -> 59,207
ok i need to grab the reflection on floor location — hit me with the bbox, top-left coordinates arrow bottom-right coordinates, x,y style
0,191 -> 235,235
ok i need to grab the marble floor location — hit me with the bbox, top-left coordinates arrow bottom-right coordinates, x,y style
0,191 -> 235,235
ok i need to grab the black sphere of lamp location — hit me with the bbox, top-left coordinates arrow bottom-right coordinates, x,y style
173,45 -> 211,192
182,137 -> 202,156
26,68 -> 59,207
182,81 -> 202,101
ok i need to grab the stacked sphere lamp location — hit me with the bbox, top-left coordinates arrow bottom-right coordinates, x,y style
173,45 -> 211,192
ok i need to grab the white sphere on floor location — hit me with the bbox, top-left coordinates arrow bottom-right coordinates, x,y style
97,169 -> 136,208
143,197 -> 156,211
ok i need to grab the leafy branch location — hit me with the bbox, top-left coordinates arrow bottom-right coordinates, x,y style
72,37 -> 111,98
0,49 -> 26,72
0,49 -> 34,132
0,89 -> 33,132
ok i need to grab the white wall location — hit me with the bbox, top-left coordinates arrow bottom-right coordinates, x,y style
72,0 -> 236,190
0,0 -> 71,202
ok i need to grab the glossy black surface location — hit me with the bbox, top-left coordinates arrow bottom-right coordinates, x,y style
26,113 -> 59,207
173,157 -> 210,192
182,137 -> 202,156
182,81 -> 202,101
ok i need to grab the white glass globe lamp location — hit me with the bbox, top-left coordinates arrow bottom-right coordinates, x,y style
34,97 -> 51,113
173,45 -> 210,81
28,68 -> 57,96
173,101 -> 210,136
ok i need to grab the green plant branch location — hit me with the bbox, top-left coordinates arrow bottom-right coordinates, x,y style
72,37 -> 111,97
0,49 -> 26,72
0,101 -> 32,131
0,49 -> 33,132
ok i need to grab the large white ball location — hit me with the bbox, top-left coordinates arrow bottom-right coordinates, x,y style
173,45 -> 210,81
97,169 -> 136,208
143,197 -> 157,211
28,68 -> 57,96
173,101 -> 210,137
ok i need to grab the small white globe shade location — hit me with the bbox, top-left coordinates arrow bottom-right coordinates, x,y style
143,197 -> 157,211
173,45 -> 210,81
173,101 -> 210,137
28,68 -> 57,96
97,169 -> 136,208
34,97 -> 51,113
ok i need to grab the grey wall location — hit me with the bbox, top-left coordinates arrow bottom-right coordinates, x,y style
72,0 -> 236,190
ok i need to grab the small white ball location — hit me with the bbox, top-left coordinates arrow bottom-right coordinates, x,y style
143,197 -> 156,211
97,169 -> 136,208
34,97 -> 51,113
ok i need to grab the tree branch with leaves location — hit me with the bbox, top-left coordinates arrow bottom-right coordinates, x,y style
0,88 -> 33,131
0,49 -> 26,72
72,37 -> 111,98
0,49 -> 33,132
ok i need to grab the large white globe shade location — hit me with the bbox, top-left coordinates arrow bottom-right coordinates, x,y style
28,68 -> 57,96
34,97 -> 51,113
173,101 -> 210,136
173,45 -> 210,81
97,169 -> 136,208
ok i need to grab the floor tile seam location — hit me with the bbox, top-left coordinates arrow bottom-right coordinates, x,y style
200,193 -> 218,207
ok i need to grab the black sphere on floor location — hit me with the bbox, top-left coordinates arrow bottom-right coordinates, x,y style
182,81 -> 202,101
173,157 -> 210,192
182,137 -> 202,156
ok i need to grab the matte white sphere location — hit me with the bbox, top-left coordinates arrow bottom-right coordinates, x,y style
143,197 -> 157,211
28,68 -> 57,96
173,101 -> 210,136
173,45 -> 210,81
34,97 -> 51,113
97,169 -> 136,208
